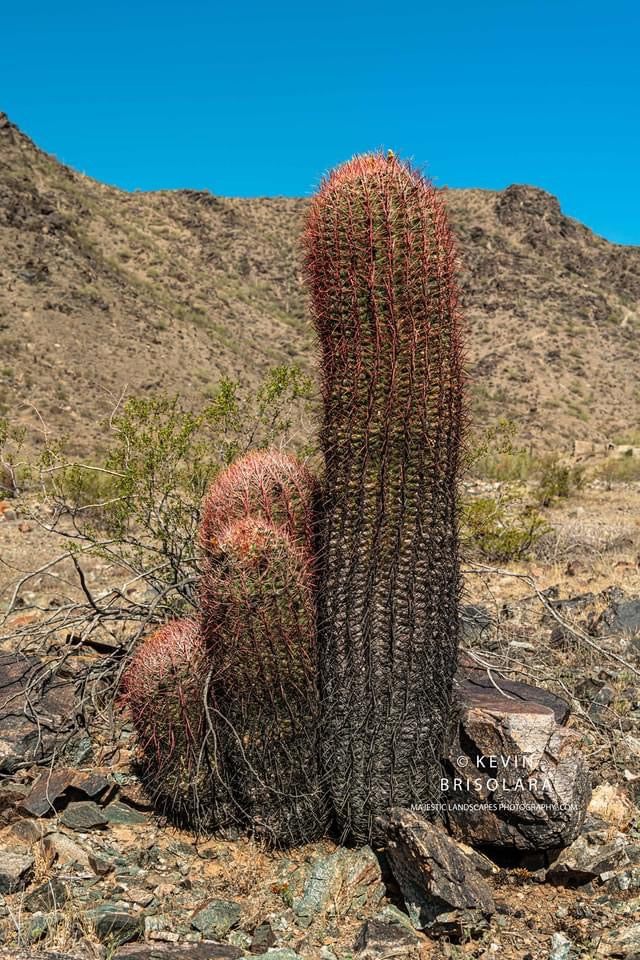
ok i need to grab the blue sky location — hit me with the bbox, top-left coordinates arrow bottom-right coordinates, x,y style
2,1 -> 638,244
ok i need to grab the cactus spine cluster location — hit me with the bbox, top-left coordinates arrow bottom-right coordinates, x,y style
200,449 -> 318,554
304,153 -> 465,843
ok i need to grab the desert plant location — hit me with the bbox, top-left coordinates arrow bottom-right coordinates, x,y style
120,619 -> 234,832
200,448 -> 318,554
463,495 -> 549,562
0,366 -> 313,765
200,515 -> 327,845
536,456 -> 584,506
304,152 -> 465,842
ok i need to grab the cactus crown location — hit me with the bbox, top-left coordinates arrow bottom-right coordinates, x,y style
200,449 -> 318,556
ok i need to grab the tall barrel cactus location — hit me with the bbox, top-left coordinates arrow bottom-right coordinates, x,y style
304,153 -> 465,843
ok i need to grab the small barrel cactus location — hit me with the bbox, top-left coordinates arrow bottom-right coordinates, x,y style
200,516 -> 327,845
304,152 -> 466,843
120,619 -> 234,832
200,450 -> 318,556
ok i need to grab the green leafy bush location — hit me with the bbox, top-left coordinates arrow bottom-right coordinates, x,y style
599,453 -> 640,485
536,457 -> 584,506
35,364 -> 315,621
463,494 -> 549,562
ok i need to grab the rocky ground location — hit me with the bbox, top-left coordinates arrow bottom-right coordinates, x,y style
1,479 -> 640,959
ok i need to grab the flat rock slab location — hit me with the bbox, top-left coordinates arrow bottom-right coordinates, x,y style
289,845 -> 385,929
0,850 -> 34,893
59,800 -> 108,831
456,659 -> 571,725
19,767 -> 112,817
115,947 -> 243,959
354,918 -> 424,958
0,654 -> 76,774
381,807 -> 494,933
191,898 -> 242,938
443,678 -> 590,851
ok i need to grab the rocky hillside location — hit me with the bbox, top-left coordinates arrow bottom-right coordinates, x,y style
1,111 -> 639,454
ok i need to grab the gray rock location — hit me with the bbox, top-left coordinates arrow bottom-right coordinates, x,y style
114,945 -> 242,959
599,866 -> 640,894
103,800 -> 149,825
374,903 -> 416,931
59,800 -> 108,831
19,767 -> 112,817
0,782 -> 30,825
595,597 -> 640,640
546,832 -> 629,886
550,931 -> 574,960
427,909 -> 490,941
288,845 -> 384,928
381,808 -> 495,932
353,918 -> 423,958
595,922 -> 640,958
0,851 -> 34,893
0,654 -> 76,774
21,911 -> 54,943
251,951 -> 301,960
23,877 -> 68,912
443,684 -> 590,850
86,903 -> 143,945
250,921 -> 276,952
191,898 -> 241,938
459,605 -> 494,643
41,830 -> 92,870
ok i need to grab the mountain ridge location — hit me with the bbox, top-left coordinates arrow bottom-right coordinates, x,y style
1,111 -> 639,454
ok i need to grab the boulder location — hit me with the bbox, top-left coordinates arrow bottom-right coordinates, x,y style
353,918 -> 423,958
0,850 -> 34,893
443,678 -> 590,850
190,899 -> 242,938
287,845 -> 384,929
380,808 -> 494,933
0,654 -> 75,774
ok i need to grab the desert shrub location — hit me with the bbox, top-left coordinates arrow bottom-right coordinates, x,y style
599,453 -> 640,486
463,494 -> 549,562
0,418 -> 29,497
470,419 -> 537,482
2,365 -> 315,685
536,457 -> 584,506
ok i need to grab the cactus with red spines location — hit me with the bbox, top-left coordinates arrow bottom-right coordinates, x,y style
120,619 -> 234,831
200,515 -> 327,845
304,152 -> 466,843
200,450 -> 318,556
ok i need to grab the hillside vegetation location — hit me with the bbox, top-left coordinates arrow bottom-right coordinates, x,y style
1,111 -> 639,454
